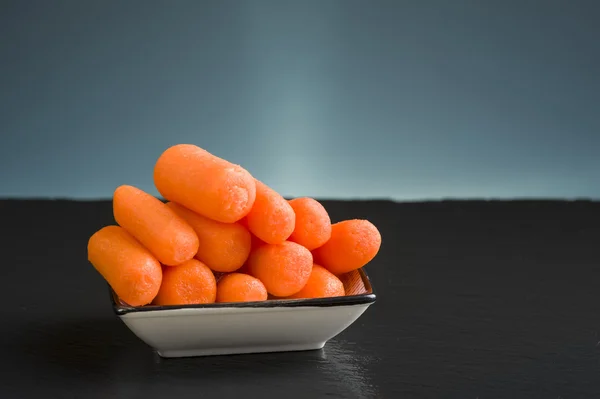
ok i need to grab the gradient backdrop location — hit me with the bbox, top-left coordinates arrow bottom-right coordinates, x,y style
1,0 -> 598,200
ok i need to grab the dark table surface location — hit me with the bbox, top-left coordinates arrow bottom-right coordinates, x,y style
1,199 -> 600,398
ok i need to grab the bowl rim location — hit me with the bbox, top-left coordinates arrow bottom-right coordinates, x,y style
110,267 -> 377,315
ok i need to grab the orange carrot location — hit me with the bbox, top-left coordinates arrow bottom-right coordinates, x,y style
166,202 -> 251,272
153,259 -> 216,306
246,180 -> 295,244
287,264 -> 345,299
216,273 -> 268,303
234,234 -> 265,275
288,197 -> 331,250
154,144 -> 256,223
87,225 -> 162,306
247,241 -> 312,297
113,185 -> 199,266
313,219 -> 381,275
239,217 -> 267,250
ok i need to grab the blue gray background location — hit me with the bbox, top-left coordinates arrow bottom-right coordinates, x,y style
1,0 -> 599,200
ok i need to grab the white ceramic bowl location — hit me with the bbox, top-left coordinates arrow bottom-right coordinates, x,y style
110,268 -> 376,358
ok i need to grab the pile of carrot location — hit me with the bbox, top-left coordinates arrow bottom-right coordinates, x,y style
87,144 -> 381,306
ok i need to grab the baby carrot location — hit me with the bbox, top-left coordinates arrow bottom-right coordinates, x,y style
113,185 -> 199,266
87,225 -> 162,306
288,197 -> 332,250
246,180 -> 295,244
166,202 -> 251,272
153,259 -> 217,306
313,219 -> 381,275
287,264 -> 345,299
247,241 -> 312,297
154,144 -> 256,223
238,217 -> 266,249
216,273 -> 268,303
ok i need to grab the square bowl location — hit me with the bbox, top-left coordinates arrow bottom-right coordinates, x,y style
110,268 -> 376,358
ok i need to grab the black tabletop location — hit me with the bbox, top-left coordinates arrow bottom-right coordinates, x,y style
1,199 -> 600,398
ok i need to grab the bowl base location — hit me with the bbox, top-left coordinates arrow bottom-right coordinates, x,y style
156,341 -> 327,358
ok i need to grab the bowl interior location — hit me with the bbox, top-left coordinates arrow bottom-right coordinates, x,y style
110,267 -> 375,314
